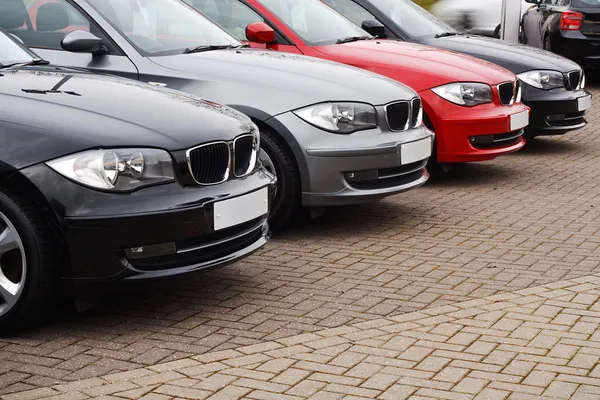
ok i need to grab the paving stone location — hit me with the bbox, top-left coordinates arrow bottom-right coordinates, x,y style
6,90 -> 600,400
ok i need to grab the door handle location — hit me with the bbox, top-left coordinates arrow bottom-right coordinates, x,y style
148,81 -> 167,87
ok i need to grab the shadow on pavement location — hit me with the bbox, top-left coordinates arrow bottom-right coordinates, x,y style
425,162 -> 519,188
517,136 -> 582,155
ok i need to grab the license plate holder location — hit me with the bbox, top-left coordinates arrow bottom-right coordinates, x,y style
400,137 -> 432,165
213,187 -> 268,231
510,110 -> 529,131
578,95 -> 592,112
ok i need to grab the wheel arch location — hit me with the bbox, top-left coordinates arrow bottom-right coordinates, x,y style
2,171 -> 70,278
226,104 -> 311,194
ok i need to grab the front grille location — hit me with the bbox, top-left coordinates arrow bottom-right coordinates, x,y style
345,159 -> 427,190
411,98 -> 422,127
386,101 -> 410,131
233,134 -> 256,177
567,70 -> 582,90
498,82 -> 514,105
187,142 -> 230,185
131,221 -> 265,271
469,130 -> 524,150
545,111 -> 586,127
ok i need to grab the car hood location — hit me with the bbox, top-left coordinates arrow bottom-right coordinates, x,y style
147,48 -> 417,113
0,67 -> 255,168
420,35 -> 582,74
312,40 -> 517,92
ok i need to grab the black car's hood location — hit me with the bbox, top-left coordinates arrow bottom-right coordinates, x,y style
420,35 -> 582,74
148,48 -> 417,114
0,67 -> 255,168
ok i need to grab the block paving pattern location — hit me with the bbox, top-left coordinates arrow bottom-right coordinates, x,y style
0,86 -> 598,396
7,274 -> 600,400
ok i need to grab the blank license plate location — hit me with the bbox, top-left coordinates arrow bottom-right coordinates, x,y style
578,95 -> 592,111
510,110 -> 529,131
213,187 -> 268,231
401,137 -> 432,165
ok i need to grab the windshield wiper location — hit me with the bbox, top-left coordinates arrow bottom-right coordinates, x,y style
434,32 -> 458,38
0,58 -> 50,69
183,44 -> 248,54
336,36 -> 372,44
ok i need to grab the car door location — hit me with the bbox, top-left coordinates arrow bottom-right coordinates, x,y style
321,0 -> 399,39
538,0 -> 564,48
2,0 -> 138,79
186,0 -> 303,53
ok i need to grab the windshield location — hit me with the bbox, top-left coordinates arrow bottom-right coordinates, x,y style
368,0 -> 456,37
259,0 -> 369,45
0,30 -> 36,66
572,0 -> 600,7
86,0 -> 240,56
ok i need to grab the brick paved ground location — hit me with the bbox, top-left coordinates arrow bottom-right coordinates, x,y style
0,83 -> 598,397
8,274 -> 600,399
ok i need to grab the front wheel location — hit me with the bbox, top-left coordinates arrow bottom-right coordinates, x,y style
0,188 -> 57,334
258,128 -> 301,232
543,35 -> 552,51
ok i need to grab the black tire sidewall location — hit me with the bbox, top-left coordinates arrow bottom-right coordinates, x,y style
259,130 -> 300,231
0,190 -> 52,329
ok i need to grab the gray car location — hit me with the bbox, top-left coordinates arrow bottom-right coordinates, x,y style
0,0 -> 434,230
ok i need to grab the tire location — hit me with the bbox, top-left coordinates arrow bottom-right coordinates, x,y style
423,113 -> 442,176
257,126 -> 301,232
0,187 -> 57,334
543,35 -> 551,52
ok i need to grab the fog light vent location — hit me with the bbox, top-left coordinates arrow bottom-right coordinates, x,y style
124,242 -> 176,260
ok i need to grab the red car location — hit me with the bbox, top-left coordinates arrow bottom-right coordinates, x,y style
189,0 -> 530,169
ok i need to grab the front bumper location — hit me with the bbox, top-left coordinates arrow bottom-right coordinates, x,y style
19,164 -> 276,285
420,90 -> 529,164
271,112 -> 433,208
521,83 -> 591,136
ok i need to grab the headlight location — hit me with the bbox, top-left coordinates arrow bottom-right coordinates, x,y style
293,102 -> 378,133
47,148 -> 176,191
431,83 -> 492,107
517,70 -> 564,90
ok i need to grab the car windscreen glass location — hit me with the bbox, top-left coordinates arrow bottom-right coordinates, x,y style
368,0 -> 456,38
258,0 -> 369,45
572,0 -> 600,7
0,31 -> 36,65
86,0 -> 240,56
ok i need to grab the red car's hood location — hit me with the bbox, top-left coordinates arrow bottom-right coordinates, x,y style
312,40 -> 516,93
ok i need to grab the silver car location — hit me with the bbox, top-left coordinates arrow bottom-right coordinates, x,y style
0,0 -> 434,230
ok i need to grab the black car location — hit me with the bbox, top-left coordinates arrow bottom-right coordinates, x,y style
522,0 -> 600,69
322,0 -> 592,138
0,31 -> 275,332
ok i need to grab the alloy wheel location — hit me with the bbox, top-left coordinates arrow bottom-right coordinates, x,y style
0,212 -> 26,317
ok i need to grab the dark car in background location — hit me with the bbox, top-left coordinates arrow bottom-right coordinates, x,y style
522,0 -> 600,69
0,30 -> 275,332
322,0 -> 592,138
0,0 -> 433,231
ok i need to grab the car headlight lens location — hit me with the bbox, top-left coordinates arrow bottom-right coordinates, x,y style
431,82 -> 492,107
47,148 -> 176,191
293,102 -> 378,133
517,70 -> 564,90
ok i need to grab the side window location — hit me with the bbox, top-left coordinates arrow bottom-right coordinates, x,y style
185,0 -> 264,41
0,0 -> 91,50
321,0 -> 377,27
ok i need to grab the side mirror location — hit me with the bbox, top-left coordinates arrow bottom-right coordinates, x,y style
245,22 -> 276,44
61,30 -> 107,55
361,19 -> 387,38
